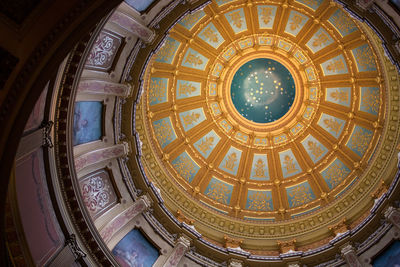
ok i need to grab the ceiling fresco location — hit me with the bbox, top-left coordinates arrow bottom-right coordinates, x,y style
230,58 -> 296,123
133,0 -> 396,252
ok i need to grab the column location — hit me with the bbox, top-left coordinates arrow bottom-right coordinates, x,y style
341,244 -> 362,267
163,235 -> 191,267
385,206 -> 400,229
228,259 -> 243,267
100,195 -> 152,244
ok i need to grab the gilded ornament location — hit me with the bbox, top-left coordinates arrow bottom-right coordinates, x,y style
149,79 -> 166,104
325,162 -> 350,188
254,159 -> 266,178
323,118 -> 343,136
330,89 -> 348,102
229,11 -> 243,28
247,191 -> 272,211
157,39 -> 177,62
354,46 -> 375,70
224,152 -> 237,171
202,27 -> 219,43
197,136 -> 215,155
205,180 -> 231,204
308,141 -> 324,159
312,32 -> 329,47
288,185 -> 314,207
178,82 -> 197,97
154,119 -> 174,146
179,11 -> 203,28
361,87 -> 379,114
185,52 -> 203,66
330,10 -> 355,36
260,7 -> 273,25
283,155 -> 298,174
289,14 -> 304,31
326,59 -> 345,72
181,112 -> 200,127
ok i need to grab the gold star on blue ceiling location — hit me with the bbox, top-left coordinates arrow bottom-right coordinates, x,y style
231,58 -> 296,123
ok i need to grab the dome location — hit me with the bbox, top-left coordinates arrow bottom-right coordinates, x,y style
4,0 -> 400,266
132,0 -> 391,255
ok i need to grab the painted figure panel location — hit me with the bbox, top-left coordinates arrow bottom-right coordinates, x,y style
73,101 -> 103,146
373,241 -> 400,267
112,228 -> 159,267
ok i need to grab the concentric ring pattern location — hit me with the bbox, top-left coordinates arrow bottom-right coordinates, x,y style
136,0 -> 388,251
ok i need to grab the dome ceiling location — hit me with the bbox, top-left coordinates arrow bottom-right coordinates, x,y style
134,0 -> 393,252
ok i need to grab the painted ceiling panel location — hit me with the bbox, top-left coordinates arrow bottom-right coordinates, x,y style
295,0 -> 324,10
198,22 -> 225,49
286,181 -> 316,208
320,158 -> 351,190
179,107 -> 206,132
181,48 -> 209,70
284,10 -> 309,36
306,27 -> 334,53
171,151 -> 200,183
257,5 -> 278,29
178,10 -> 206,30
219,146 -> 242,176
176,80 -> 201,99
225,8 -> 247,34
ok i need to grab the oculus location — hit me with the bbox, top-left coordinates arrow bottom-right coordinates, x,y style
230,58 -> 295,123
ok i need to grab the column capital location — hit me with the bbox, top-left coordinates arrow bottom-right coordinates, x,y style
228,258 -> 243,267
176,234 -> 191,247
341,243 -> 356,256
340,244 -> 362,267
138,194 -> 153,209
384,206 -> 400,228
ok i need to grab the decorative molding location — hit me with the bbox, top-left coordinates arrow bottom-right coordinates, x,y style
74,142 -> 129,172
277,239 -> 296,254
224,235 -> 242,249
329,218 -> 349,236
176,209 -> 194,225
85,29 -> 124,72
356,0 -> 375,10
371,180 -> 387,199
41,121 -> 54,148
78,79 -> 132,97
65,234 -> 86,260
